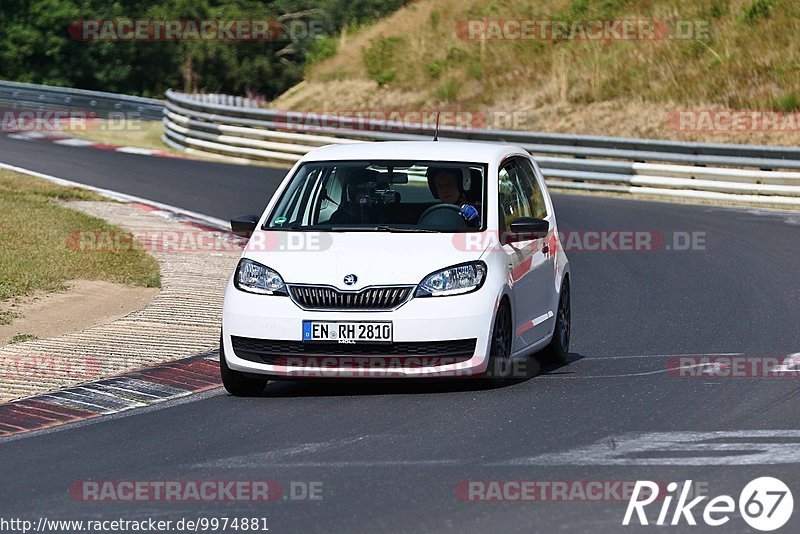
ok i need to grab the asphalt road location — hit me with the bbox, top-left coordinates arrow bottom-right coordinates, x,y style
1,132 -> 800,533
0,128 -> 286,219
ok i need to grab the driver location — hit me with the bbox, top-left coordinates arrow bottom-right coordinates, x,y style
427,167 -> 480,224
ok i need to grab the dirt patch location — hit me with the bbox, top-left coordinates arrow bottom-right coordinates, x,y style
0,280 -> 158,346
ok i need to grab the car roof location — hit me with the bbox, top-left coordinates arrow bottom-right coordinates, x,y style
299,141 -> 528,164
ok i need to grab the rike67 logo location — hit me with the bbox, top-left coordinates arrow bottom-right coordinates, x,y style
623,477 -> 793,531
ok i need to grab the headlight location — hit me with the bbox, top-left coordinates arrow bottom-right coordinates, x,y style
234,258 -> 287,295
415,261 -> 487,297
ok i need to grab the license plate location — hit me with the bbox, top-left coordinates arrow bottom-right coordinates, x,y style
302,321 -> 392,343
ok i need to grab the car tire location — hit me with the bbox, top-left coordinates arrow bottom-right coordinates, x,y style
481,301 -> 513,385
539,280 -> 570,365
219,335 -> 267,397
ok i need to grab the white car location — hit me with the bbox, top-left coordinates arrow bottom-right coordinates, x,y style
220,141 -> 570,395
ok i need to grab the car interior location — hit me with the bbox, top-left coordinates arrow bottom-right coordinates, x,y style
319,163 -> 485,229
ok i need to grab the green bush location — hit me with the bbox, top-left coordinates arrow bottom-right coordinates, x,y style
362,36 -> 404,86
776,92 -> 800,111
707,0 -> 730,19
466,61 -> 484,80
742,0 -> 772,23
307,36 -> 338,65
434,79 -> 459,102
428,9 -> 440,28
427,59 -> 445,79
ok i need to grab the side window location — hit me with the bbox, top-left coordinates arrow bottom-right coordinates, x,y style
498,162 -> 532,232
517,157 -> 548,219
282,167 -> 322,226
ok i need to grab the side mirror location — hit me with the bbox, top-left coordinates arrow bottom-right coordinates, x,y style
230,214 -> 259,238
504,217 -> 550,243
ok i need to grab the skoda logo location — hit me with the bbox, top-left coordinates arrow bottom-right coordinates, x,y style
343,274 -> 358,286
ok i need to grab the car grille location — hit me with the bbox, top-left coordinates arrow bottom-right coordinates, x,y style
231,336 -> 477,367
288,285 -> 414,311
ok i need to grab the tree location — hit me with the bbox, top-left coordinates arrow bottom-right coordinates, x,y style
0,0 -> 408,98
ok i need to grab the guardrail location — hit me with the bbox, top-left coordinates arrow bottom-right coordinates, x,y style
163,90 -> 800,207
0,80 -> 164,120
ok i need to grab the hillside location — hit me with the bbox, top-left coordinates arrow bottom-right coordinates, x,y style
272,0 -> 800,145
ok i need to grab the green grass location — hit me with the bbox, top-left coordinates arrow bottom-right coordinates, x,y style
67,120 -> 249,163
362,35 -> 404,86
0,311 -> 16,325
434,79 -> 460,102
10,334 -> 37,344
742,0 -> 773,23
776,91 -> 800,111
306,35 -> 339,65
0,170 -> 161,303
67,120 -> 169,152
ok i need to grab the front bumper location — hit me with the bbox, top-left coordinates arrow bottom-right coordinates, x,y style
221,279 -> 496,378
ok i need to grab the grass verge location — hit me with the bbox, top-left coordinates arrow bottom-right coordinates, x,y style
66,120 -> 169,152
65,120 -> 252,164
0,169 -> 161,303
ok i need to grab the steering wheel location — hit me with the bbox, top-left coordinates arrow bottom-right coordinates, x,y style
417,203 -> 467,228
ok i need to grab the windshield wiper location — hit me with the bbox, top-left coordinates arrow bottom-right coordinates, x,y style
284,224 -> 339,231
278,225 -> 439,233
375,225 -> 439,233
328,225 -> 439,233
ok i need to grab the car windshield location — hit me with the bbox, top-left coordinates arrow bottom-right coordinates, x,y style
265,160 -> 487,232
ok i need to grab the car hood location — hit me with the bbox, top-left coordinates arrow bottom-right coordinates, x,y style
242,230 -> 487,289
